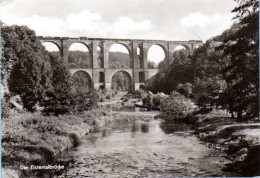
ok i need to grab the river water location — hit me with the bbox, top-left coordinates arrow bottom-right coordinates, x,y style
56,111 -> 233,178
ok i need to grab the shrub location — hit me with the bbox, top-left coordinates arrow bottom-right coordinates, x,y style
176,83 -> 193,98
134,89 -> 147,99
160,91 -> 194,119
152,92 -> 168,109
142,92 -> 153,110
100,94 -> 106,102
89,91 -> 100,107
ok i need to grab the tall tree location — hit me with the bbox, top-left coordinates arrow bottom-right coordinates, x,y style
1,25 -> 52,111
41,54 -> 73,115
220,0 -> 259,120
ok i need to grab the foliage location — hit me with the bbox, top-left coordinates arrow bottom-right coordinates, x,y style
160,91 -> 194,119
2,24 -> 97,115
72,70 -> 92,93
147,61 -> 156,68
109,52 -> 130,68
152,92 -> 168,109
141,92 -> 168,110
146,0 -> 259,120
133,88 -> 147,98
1,25 -> 52,111
146,49 -> 191,93
193,77 -> 227,108
68,50 -> 91,68
176,83 -> 193,98
217,0 -> 259,120
111,71 -> 131,92
142,92 -> 154,110
2,94 -> 10,118
41,55 -> 73,115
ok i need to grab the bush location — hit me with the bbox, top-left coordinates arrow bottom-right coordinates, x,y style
160,91 -> 194,119
176,83 -> 193,98
152,92 -> 168,109
134,89 -> 147,99
142,92 -> 153,110
100,94 -> 106,102
89,91 -> 100,107
141,92 -> 167,110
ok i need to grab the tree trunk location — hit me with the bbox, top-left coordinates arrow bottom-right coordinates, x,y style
237,111 -> 243,121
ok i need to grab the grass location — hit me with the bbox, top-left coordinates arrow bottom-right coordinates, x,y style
2,110 -> 119,170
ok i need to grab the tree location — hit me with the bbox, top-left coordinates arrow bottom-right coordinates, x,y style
176,83 -> 193,98
219,0 -> 259,120
1,25 -> 52,111
41,54 -> 73,115
145,49 -> 192,94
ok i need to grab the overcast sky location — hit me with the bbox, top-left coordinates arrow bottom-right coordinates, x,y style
1,0 -> 237,41
0,0 -> 237,64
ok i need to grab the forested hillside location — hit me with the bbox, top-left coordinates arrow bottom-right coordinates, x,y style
51,50 -> 156,69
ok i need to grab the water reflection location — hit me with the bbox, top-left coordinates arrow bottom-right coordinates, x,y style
131,122 -> 139,132
111,118 -> 189,135
86,135 -> 99,144
99,103 -> 146,112
101,129 -> 107,137
140,123 -> 149,133
160,119 -> 190,134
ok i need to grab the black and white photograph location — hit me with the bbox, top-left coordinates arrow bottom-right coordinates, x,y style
0,0 -> 259,177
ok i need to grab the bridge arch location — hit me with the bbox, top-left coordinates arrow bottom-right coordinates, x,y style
42,41 -> 62,56
68,42 -> 91,69
147,44 -> 167,68
111,70 -> 133,93
108,43 -> 131,69
71,70 -> 93,92
67,41 -> 90,51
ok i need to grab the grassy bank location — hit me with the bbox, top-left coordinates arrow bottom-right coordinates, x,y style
161,109 -> 260,176
2,110 -> 119,177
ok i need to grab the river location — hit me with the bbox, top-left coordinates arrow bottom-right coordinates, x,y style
56,110 -> 233,177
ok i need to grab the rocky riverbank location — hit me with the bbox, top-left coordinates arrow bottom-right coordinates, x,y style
163,109 -> 260,176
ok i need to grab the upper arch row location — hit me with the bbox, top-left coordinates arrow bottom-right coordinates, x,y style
40,40 -> 201,55
38,37 -> 203,53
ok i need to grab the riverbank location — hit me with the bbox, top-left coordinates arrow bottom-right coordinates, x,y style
162,109 -> 260,176
3,103 -> 259,177
2,109 -> 159,178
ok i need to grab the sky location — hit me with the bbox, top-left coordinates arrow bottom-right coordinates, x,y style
0,0 -> 237,63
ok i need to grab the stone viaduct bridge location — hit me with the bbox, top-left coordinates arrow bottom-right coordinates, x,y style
37,36 -> 202,92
